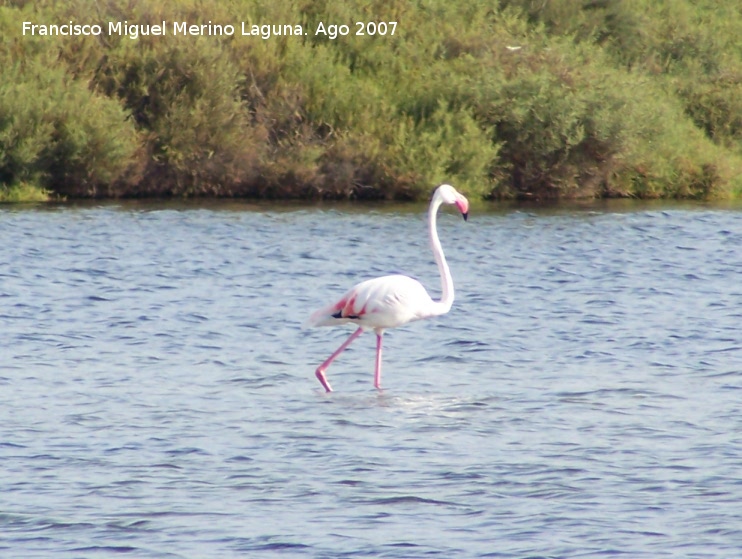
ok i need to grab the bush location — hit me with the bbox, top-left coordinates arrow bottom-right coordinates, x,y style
0,182 -> 51,202
96,38 -> 264,196
0,59 -> 140,196
1,0 -> 741,200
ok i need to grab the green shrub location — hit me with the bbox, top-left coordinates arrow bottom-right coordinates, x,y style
1,0 -> 741,200
0,182 -> 51,202
0,59 -> 140,196
98,38 -> 263,196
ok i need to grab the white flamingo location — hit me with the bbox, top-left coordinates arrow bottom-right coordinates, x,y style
306,184 -> 469,392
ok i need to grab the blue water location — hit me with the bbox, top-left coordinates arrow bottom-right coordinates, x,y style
1,201 -> 741,558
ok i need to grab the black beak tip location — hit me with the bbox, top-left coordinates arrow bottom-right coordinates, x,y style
462,212 -> 469,222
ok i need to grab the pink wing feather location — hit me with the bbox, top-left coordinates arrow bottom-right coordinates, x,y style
305,274 -> 434,330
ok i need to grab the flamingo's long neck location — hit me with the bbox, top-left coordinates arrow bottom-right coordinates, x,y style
427,195 -> 454,317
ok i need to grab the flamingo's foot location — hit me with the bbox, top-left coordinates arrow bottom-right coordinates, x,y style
315,369 -> 333,393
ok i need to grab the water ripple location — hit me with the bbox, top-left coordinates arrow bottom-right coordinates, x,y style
0,202 -> 741,558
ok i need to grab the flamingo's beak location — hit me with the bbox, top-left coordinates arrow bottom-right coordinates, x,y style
455,197 -> 469,221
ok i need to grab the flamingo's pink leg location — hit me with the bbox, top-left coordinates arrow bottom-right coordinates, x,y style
374,333 -> 383,390
315,327 -> 363,392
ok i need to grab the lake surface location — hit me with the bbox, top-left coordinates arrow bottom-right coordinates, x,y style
1,199 -> 740,558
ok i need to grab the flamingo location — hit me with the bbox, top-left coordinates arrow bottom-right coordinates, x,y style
305,183 -> 469,392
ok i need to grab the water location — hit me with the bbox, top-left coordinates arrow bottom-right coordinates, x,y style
1,200 -> 741,558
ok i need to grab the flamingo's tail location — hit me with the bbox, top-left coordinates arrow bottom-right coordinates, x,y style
303,299 -> 351,329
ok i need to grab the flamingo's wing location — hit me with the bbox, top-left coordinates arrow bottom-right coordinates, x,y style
305,275 -> 433,329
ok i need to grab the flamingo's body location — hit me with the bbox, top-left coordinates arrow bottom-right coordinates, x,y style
306,184 -> 469,392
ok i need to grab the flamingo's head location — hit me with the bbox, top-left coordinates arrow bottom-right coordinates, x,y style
436,183 -> 469,221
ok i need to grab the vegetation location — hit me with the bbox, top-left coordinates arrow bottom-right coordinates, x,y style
1,0 -> 742,201
0,181 -> 50,202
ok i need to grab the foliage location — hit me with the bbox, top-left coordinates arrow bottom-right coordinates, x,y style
1,0 -> 742,200
0,2 -> 141,199
0,182 -> 50,202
